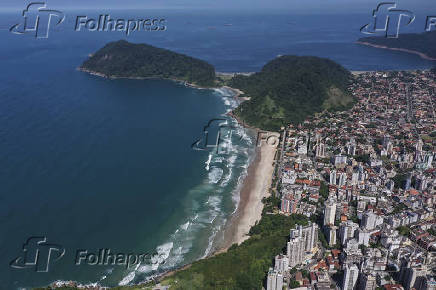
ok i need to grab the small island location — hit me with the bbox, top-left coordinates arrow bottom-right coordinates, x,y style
80,40 -> 216,87
357,30 -> 436,60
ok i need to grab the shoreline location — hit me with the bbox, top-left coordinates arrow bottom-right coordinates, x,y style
79,65 -> 275,251
77,67 -> 214,89
218,138 -> 277,250
64,67 -> 277,289
356,41 -> 436,61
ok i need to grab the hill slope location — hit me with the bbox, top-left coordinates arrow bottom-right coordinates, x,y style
229,55 -> 353,131
80,40 -> 216,87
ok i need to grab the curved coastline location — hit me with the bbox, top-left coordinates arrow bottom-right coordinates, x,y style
56,69 -> 275,289
356,41 -> 436,61
77,67 -> 213,89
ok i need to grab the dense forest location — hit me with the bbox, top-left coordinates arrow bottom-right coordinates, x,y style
80,40 -> 216,87
358,30 -> 436,59
229,55 -> 353,131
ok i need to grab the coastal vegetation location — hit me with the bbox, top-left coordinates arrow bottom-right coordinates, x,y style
228,55 -> 353,131
80,40 -> 216,87
82,41 -> 354,131
358,31 -> 436,59
156,208 -> 309,289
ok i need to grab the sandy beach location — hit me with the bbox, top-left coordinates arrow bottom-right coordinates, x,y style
356,41 -> 436,61
220,136 -> 278,249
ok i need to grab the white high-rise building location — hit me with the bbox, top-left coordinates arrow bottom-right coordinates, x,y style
351,170 -> 359,186
347,139 -> 356,156
339,221 -> 359,245
274,254 -> 289,274
356,229 -> 371,247
302,222 -> 318,252
324,199 -> 337,226
342,264 -> 359,290
415,139 -> 423,152
287,236 -> 304,268
324,225 -> 337,246
267,268 -> 284,290
330,170 -> 337,185
358,273 -> 377,290
362,211 -> 377,230
316,142 -> 326,158
334,154 -> 348,167
338,172 -> 347,186
287,222 -> 318,267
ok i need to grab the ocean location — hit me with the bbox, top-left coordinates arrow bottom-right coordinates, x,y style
0,8 -> 434,289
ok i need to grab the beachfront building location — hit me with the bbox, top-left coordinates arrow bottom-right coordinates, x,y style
287,234 -> 304,268
274,254 -> 289,274
267,268 -> 284,290
287,222 -> 319,267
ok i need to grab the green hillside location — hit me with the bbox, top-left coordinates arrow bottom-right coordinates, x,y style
229,55 -> 353,131
80,40 -> 216,87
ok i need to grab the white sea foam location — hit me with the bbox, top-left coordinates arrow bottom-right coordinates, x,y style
220,167 -> 232,187
202,223 -> 223,258
117,88 -> 256,287
180,221 -> 190,231
205,153 -> 213,171
119,264 -> 139,286
208,166 -> 223,184
213,87 -> 234,97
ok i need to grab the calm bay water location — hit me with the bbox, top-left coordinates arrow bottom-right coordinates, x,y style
0,9 -> 434,289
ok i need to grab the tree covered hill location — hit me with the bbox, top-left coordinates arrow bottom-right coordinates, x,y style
80,40 -> 216,87
229,55 -> 353,131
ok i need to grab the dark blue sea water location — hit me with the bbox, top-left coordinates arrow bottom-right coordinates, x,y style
0,7 -> 435,289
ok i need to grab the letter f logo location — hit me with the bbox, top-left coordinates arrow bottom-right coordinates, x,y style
361,2 -> 415,38
10,2 -> 65,39
10,237 -> 65,272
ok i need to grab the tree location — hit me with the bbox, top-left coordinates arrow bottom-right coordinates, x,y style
290,280 -> 301,289
320,182 -> 329,199
396,226 -> 410,236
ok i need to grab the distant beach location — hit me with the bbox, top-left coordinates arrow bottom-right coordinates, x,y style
356,41 -> 436,61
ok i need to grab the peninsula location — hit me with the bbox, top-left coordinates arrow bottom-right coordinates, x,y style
357,30 -> 436,60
